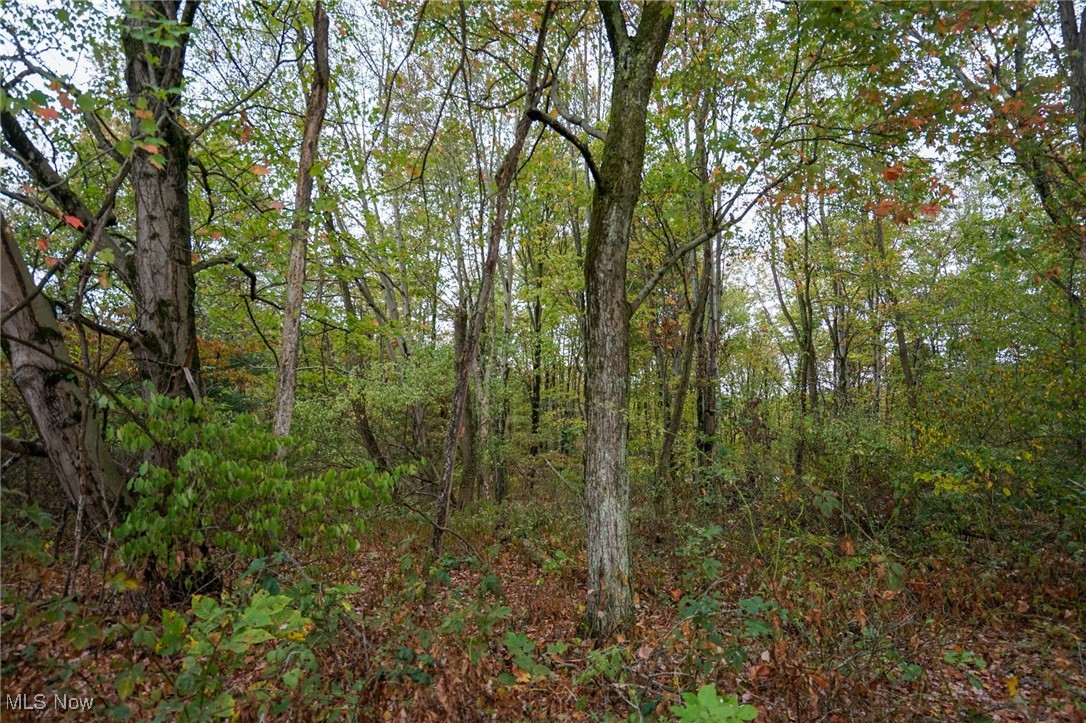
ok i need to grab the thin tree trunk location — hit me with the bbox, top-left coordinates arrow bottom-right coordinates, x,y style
429,5 -> 552,561
453,305 -> 478,508
655,255 -> 711,494
872,216 -> 917,412
273,0 -> 330,437
693,92 -> 719,472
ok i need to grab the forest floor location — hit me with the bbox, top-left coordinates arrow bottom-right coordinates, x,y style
2,492 -> 1085,721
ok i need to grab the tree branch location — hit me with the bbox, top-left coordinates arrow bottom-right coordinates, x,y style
598,0 -> 629,59
1,434 -> 47,457
549,80 -> 606,141
629,220 -> 723,316
528,108 -> 601,185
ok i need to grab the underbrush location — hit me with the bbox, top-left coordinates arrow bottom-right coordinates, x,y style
2,441 -> 1084,720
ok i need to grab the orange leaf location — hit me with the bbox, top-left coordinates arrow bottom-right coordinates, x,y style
45,256 -> 58,266
268,199 -> 285,211
63,215 -> 85,230
34,106 -> 60,121
251,164 -> 270,176
135,108 -> 154,120
59,91 -> 74,111
882,165 -> 902,183
139,143 -> 159,154
872,199 -> 895,218
36,237 -> 49,251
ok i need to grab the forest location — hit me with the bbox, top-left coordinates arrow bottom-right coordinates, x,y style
1,0 -> 1084,719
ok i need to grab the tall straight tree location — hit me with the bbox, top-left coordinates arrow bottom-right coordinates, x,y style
582,0 -> 672,639
122,0 -> 202,409
273,0 -> 330,437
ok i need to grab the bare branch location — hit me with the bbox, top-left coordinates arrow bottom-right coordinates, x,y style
528,108 -> 601,185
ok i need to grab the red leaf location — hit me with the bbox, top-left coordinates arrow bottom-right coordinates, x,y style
63,215 -> 85,230
44,256 -> 58,266
36,237 -> 49,251
882,165 -> 902,183
59,91 -> 74,111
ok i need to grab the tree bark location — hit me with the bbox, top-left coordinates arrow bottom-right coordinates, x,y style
273,0 -> 330,437
122,0 -> 202,415
1058,0 -> 1086,149
1,220 -> 125,537
582,0 -> 673,640
453,305 -> 479,508
693,93 -> 719,472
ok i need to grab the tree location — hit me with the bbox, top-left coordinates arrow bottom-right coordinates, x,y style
1,219 -> 125,536
272,0 -> 330,438
579,0 -> 673,639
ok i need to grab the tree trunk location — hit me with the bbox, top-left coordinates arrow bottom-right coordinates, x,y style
1,221 -> 125,537
273,0 -> 330,437
693,94 -> 719,472
656,256 -> 711,492
122,0 -> 201,416
429,5 -> 553,562
872,216 -> 917,412
582,0 -> 673,640
1058,0 -> 1086,149
453,305 -> 479,508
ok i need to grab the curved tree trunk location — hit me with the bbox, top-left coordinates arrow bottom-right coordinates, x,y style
1,221 -> 125,537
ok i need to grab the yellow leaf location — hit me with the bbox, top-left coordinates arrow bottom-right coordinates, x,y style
1007,675 -> 1019,697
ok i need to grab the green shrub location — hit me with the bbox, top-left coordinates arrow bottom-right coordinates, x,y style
112,393 -> 398,578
